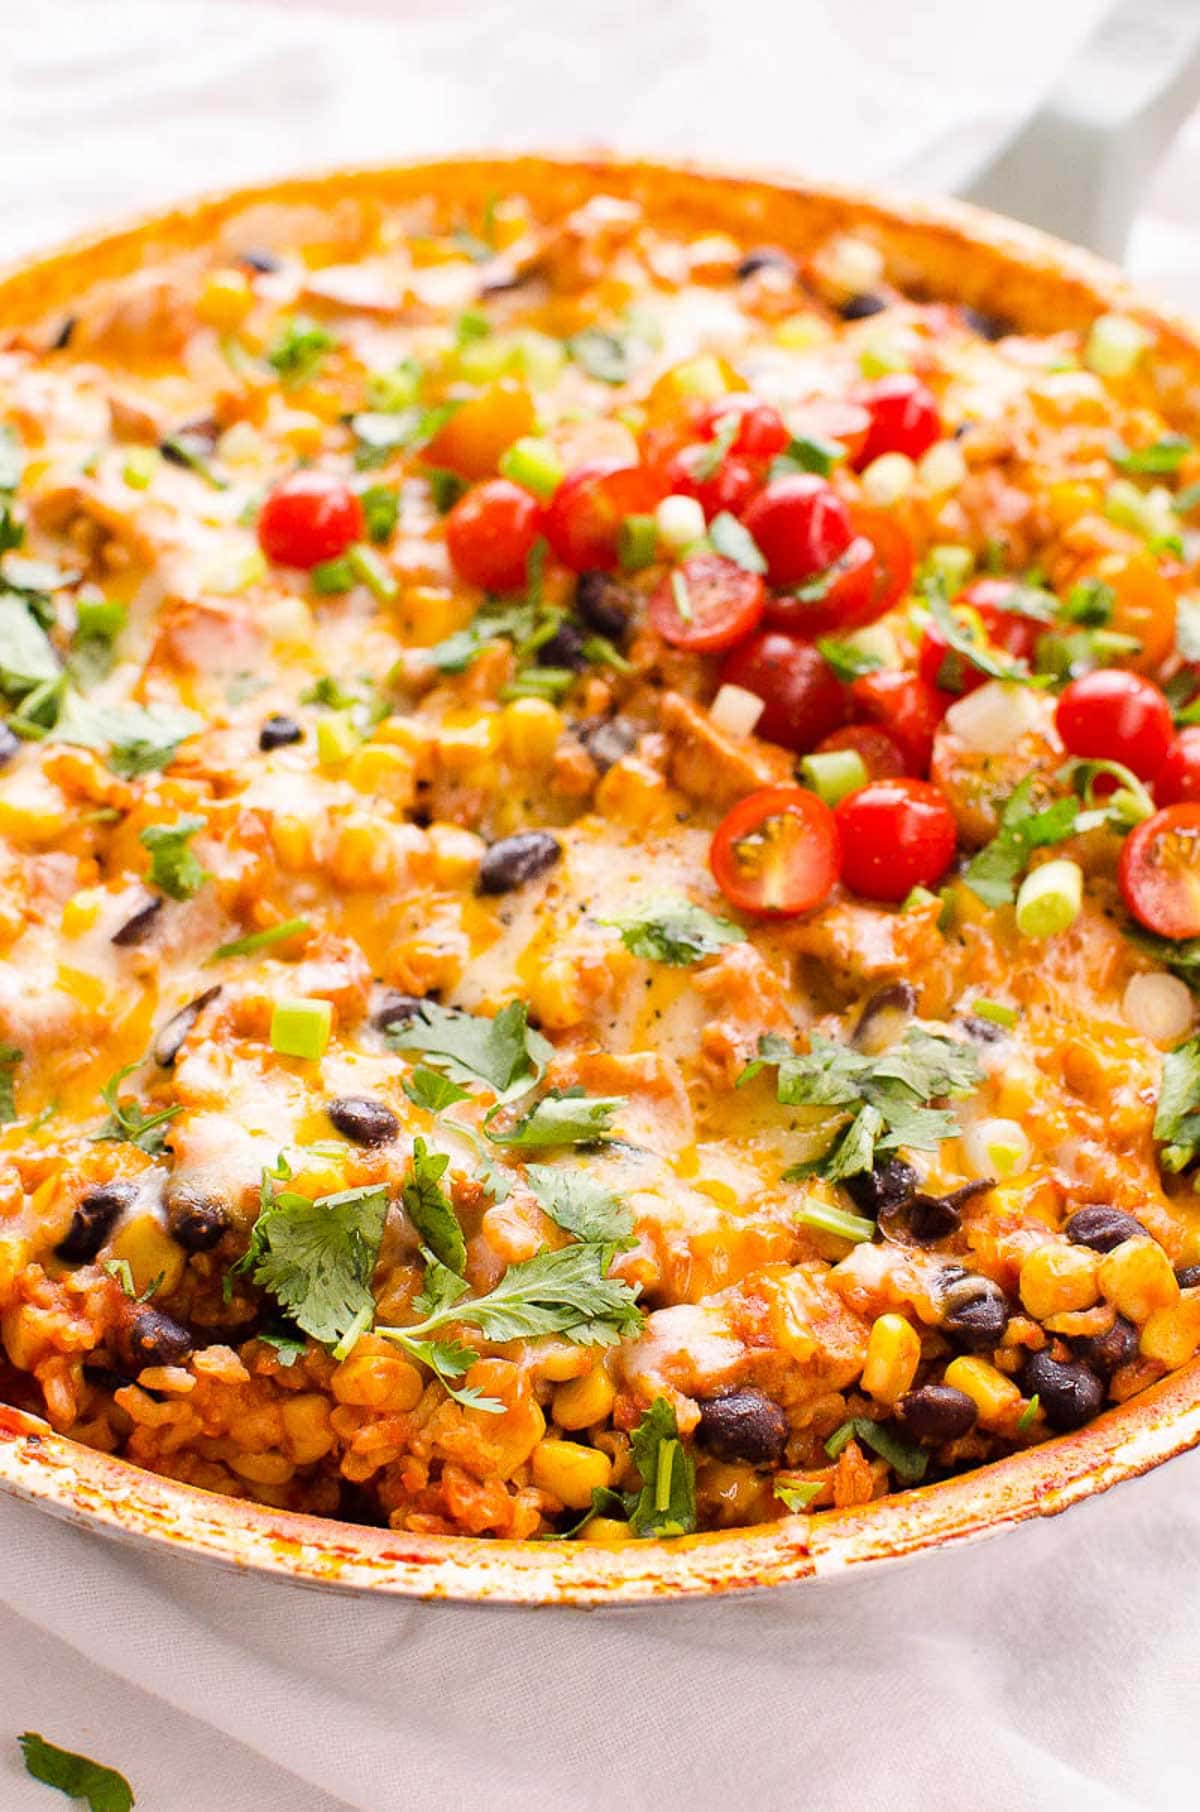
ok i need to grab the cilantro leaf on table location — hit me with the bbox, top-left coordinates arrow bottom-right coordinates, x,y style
626,1397 -> 697,1537
237,1179 -> 389,1346
524,1164 -> 634,1245
402,1138 -> 466,1273
139,815 -> 209,902
90,1063 -> 181,1156
484,1088 -> 623,1148
0,1043 -> 21,1124
1154,1037 -> 1200,1173
18,1732 -> 134,1812
602,894 -> 745,965
963,776 -> 1081,908
387,999 -> 552,1099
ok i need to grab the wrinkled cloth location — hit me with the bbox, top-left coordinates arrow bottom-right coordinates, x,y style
2,2 -> 1200,1807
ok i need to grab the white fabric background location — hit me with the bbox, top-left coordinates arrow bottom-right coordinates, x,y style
1,3 -> 1199,1807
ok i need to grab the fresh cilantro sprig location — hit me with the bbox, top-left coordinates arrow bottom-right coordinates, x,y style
524,1164 -> 634,1244
484,1087 -> 623,1148
90,1063 -> 182,1155
18,1733 -> 134,1812
139,815 -> 209,901
602,895 -> 745,965
963,776 -> 1082,908
235,1175 -> 389,1346
402,1138 -> 466,1273
1153,1037 -> 1200,1173
626,1397 -> 698,1536
387,998 -> 552,1100
925,586 -> 1048,691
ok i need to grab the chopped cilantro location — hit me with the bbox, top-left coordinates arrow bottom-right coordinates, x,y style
602,895 -> 745,965
402,1138 -> 467,1273
524,1164 -> 634,1245
359,484 -> 399,543
387,999 -> 551,1099
69,596 -> 126,689
626,1397 -> 697,1537
1109,433 -> 1192,475
708,510 -> 767,575
688,413 -> 741,482
350,404 -> 460,471
963,776 -> 1081,908
267,314 -> 334,386
770,433 -> 846,479
926,586 -> 1047,689
1154,1037 -> 1200,1173
211,917 -> 309,961
90,1063 -> 182,1156
102,1258 -> 163,1301
425,467 -> 467,514
139,815 -> 209,901
18,1733 -> 133,1812
825,1417 -> 927,1483
1059,578 -> 1115,627
484,1088 -> 623,1148
0,591 -> 60,696
814,635 -> 884,681
774,1478 -> 823,1512
52,692 -> 203,777
402,1066 -> 472,1114
237,1178 -> 389,1346
566,328 -> 636,385
160,430 -> 227,490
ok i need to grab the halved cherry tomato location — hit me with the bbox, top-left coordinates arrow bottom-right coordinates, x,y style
740,475 -> 853,588
710,784 -> 841,916
850,506 -> 914,618
694,395 -> 790,459
544,463 -> 666,572
958,580 -> 1044,665
789,396 -> 872,465
851,669 -> 952,775
1119,803 -> 1200,938
444,479 -> 543,592
718,631 -> 848,753
853,373 -> 942,467
257,471 -> 364,569
835,777 -> 958,902
663,444 -> 762,519
815,722 -> 908,779
917,589 -> 1041,696
1155,728 -> 1200,807
1056,669 -> 1173,781
648,554 -> 765,652
765,506 -> 913,639
1081,550 -> 1177,675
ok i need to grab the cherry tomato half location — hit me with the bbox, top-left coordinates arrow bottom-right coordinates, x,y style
854,373 -> 942,468
1056,669 -> 1173,781
710,784 -> 841,916
1119,803 -> 1200,938
719,631 -> 849,753
664,444 -> 762,519
917,591 -> 1041,696
958,580 -> 1043,665
815,722 -> 908,779
762,506 -> 913,639
1156,728 -> 1200,807
740,475 -> 853,588
545,463 -> 665,572
694,395 -> 790,460
444,479 -> 543,592
835,777 -> 958,903
257,471 -> 364,569
648,554 -> 765,653
851,669 -> 952,775
789,396 -> 872,465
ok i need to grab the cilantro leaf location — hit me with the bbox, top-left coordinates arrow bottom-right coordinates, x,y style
707,511 -> 767,574
689,412 -> 741,482
402,1138 -> 466,1273
266,314 -> 334,386
0,591 -> 60,695
387,999 -> 551,1098
18,1733 -> 134,1812
1109,433 -> 1192,476
770,433 -> 846,479
602,895 -> 745,965
139,815 -> 209,901
774,1478 -> 822,1512
53,691 -> 203,777
447,1242 -> 642,1344
814,636 -> 883,682
0,1042 -> 21,1124
402,1066 -> 472,1113
90,1063 -> 181,1155
210,917 -> 309,961
926,587 -> 1047,690
963,776 -> 1081,908
566,328 -> 636,385
359,484 -> 399,543
1154,1037 -> 1200,1172
826,1417 -> 927,1484
350,404 -> 460,471
242,1180 -> 389,1346
524,1164 -> 634,1244
258,1326 -> 307,1366
626,1397 -> 697,1537
484,1088 -> 623,1148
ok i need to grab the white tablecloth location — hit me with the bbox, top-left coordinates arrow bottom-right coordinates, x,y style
2,3 -> 1199,1807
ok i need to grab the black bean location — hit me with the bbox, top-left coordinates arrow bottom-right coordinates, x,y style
838,292 -> 888,321
49,315 -> 77,351
574,571 -> 632,642
238,248 -> 282,273
961,1014 -> 1008,1045
536,622 -> 587,669
372,990 -> 426,1032
167,1185 -> 230,1253
111,895 -> 163,947
736,246 -> 798,282
896,1384 -> 978,1444
55,1183 -> 136,1263
961,305 -> 1010,342
1022,1350 -> 1105,1431
478,830 -> 561,895
0,723 -> 20,768
1065,1206 -> 1147,1253
577,716 -> 636,774
327,1095 -> 399,1148
1073,1315 -> 1138,1377
940,1273 -> 1010,1350
154,985 -> 221,1068
852,981 -> 916,1051
905,1193 -> 964,1244
1176,1265 -> 1200,1290
843,1155 -> 918,1219
258,713 -> 303,751
128,1308 -> 194,1369
696,1390 -> 789,1466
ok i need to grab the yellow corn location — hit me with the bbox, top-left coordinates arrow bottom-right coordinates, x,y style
404,585 -> 471,645
525,956 -> 586,1031
554,1365 -> 616,1430
860,1313 -> 921,1404
108,1215 -> 185,1297
277,410 -> 325,457
533,1340 -> 593,1384
0,1236 -> 31,1308
331,1347 -> 424,1412
944,1356 -> 1021,1426
1139,1292 -> 1200,1370
531,1438 -> 613,1510
427,822 -> 484,888
773,314 -> 831,350
56,965 -> 107,1012
501,698 -> 562,766
1098,1237 -> 1179,1324
280,1393 -> 337,1464
229,1450 -> 296,1486
577,1516 -> 634,1545
270,813 -> 313,872
329,820 -> 398,890
61,889 -> 102,937
372,715 -> 428,756
345,743 -> 416,806
1019,1244 -> 1100,1321
196,267 -> 253,329
436,710 -> 499,775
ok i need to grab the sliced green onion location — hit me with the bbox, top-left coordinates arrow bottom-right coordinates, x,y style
655,1438 -> 677,1513
1109,433 -> 1191,476
212,917 -> 309,961
656,494 -> 707,553
316,712 -> 359,766
311,556 -> 354,595
852,1417 -> 928,1484
270,996 -> 332,1060
824,1419 -> 859,1460
1085,313 -> 1150,379
799,747 -> 868,806
498,436 -> 564,499
670,567 -> 693,624
972,998 -> 1018,1029
1104,479 -> 1176,542
1014,858 -> 1083,938
347,542 -> 399,603
366,360 -> 422,411
963,1116 -> 1030,1179
75,596 -> 126,642
1016,1394 -> 1040,1433
618,513 -> 658,571
359,484 -> 399,544
923,544 -> 974,593
796,1201 -> 875,1244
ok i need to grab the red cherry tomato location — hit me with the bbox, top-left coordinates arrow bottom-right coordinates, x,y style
719,631 -> 849,753
854,374 -> 942,468
762,506 -> 913,639
1056,669 -> 1173,781
815,722 -> 908,779
1119,804 -> 1200,938
545,463 -> 665,572
694,395 -> 790,460
851,669 -> 952,775
740,476 -> 853,588
710,784 -> 841,916
835,777 -> 958,902
664,445 -> 762,519
257,470 -> 364,569
444,479 -> 543,592
1156,728 -> 1200,807
918,583 -> 1046,694
789,397 -> 872,465
648,554 -> 765,653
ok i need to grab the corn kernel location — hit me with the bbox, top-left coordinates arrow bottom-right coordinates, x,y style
280,1392 -> 336,1464
554,1365 -> 616,1430
331,1348 -> 424,1412
1139,1292 -> 1200,1369
773,313 -> 831,350
531,1438 -> 613,1510
1098,1237 -> 1179,1324
197,267 -> 253,329
0,1236 -> 31,1307
860,1313 -> 921,1404
345,743 -> 416,805
427,822 -> 484,887
329,820 -> 399,890
270,813 -> 313,871
278,410 -> 325,457
61,889 -> 102,937
501,697 -> 562,766
436,710 -> 499,774
229,1450 -> 295,1486
108,1215 -> 186,1297
944,1355 -> 1021,1426
525,956 -> 586,1030
577,1515 -> 634,1545
1019,1244 -> 1100,1321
